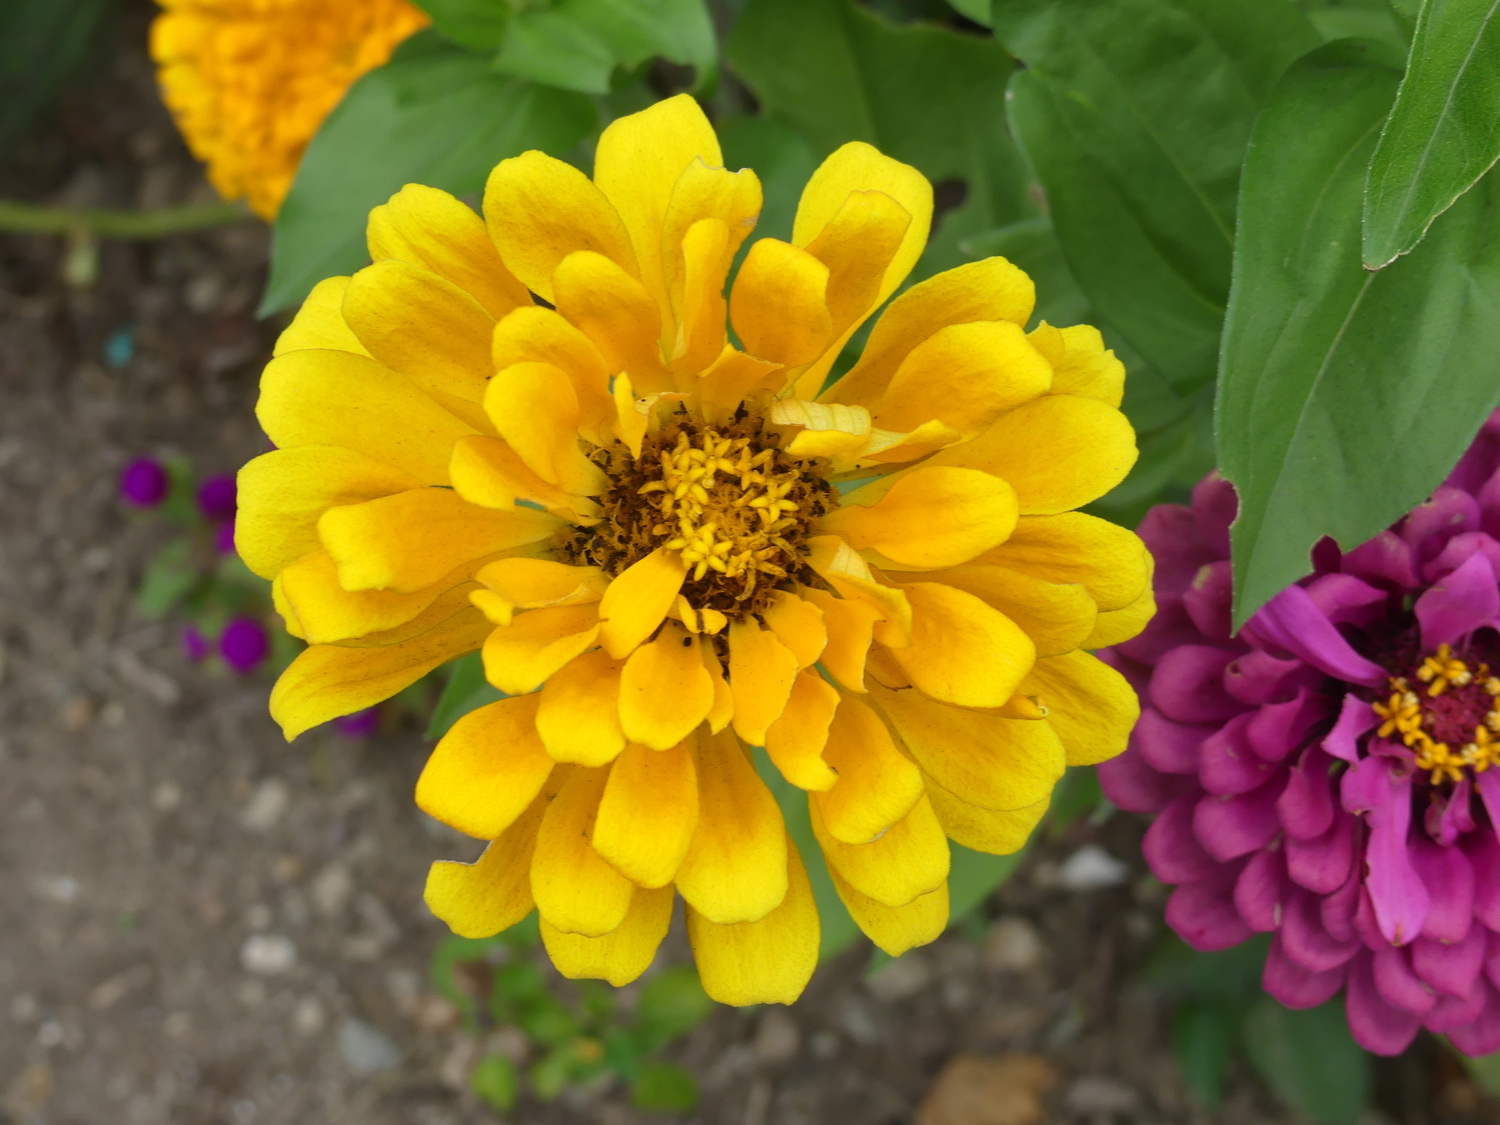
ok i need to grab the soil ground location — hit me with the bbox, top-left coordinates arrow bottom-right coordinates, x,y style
0,7 -> 1494,1124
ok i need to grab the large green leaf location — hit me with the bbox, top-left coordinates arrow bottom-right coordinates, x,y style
994,0 -> 1319,395
0,0 -> 116,156
261,32 -> 595,314
727,0 -> 1035,284
1363,0 -> 1500,267
1242,997 -> 1372,1124
1218,40 -> 1500,626
493,0 -> 716,94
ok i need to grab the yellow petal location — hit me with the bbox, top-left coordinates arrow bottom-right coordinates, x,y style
926,779 -> 1049,855
973,512 -> 1150,612
368,182 -> 531,319
798,588 -> 881,692
664,163 -> 762,369
826,867 -> 948,958
887,582 -> 1035,708
812,695 -> 923,844
619,622 -> 715,750
597,547 -> 687,659
484,360 -> 607,496
1029,321 -> 1124,407
343,258 -> 495,404
820,466 -> 1018,570
537,649 -> 628,766
702,642 -> 734,733
492,306 -> 615,446
1022,650 -> 1141,767
670,217 -> 731,376
873,320 -> 1052,436
449,434 -> 599,520
803,189 -> 912,336
675,729 -> 788,924
542,884 -> 675,986
593,94 -> 722,324
687,835 -> 819,1006
593,737 -> 699,888
278,549 -> 479,644
257,349 -> 477,485
869,680 -> 1065,811
532,766 -> 636,936
804,535 -> 912,648
768,398 -> 871,457
728,617 -> 801,746
273,276 -> 369,357
235,446 -> 423,579
425,785 -> 552,939
813,791 -> 948,908
484,150 -> 637,302
912,566 -> 1096,659
763,669 -> 840,791
792,141 -> 931,320
729,238 -> 832,368
553,250 -> 668,392
691,346 -> 785,426
270,609 -> 493,740
760,591 -> 826,668
1084,582 -> 1157,648
482,603 -> 601,695
415,695 -> 552,838
927,395 -> 1137,515
827,258 -> 1036,409
473,558 -> 607,625
318,487 -> 560,593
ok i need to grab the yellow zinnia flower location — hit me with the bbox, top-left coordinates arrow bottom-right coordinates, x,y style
239,96 -> 1151,1005
150,0 -> 430,219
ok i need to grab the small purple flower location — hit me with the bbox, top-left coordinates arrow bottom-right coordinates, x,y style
181,625 -> 210,663
215,519 -> 237,556
196,474 -> 237,524
219,616 -> 270,675
1099,411 -> 1500,1058
120,458 -> 169,508
333,707 -> 381,739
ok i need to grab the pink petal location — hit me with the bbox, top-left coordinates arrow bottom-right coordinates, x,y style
1468,831 -> 1500,931
1133,706 -> 1216,775
1286,809 -> 1358,895
1446,980 -> 1500,1056
1224,650 -> 1320,707
1343,753 -> 1429,945
1323,692 -> 1380,764
1166,862 -> 1255,951
1096,748 -> 1190,814
1322,866 -> 1364,944
1200,713 -> 1277,795
1425,778 -> 1476,846
1423,530 -> 1500,584
1414,550 -> 1499,650
1233,846 -> 1286,932
1263,933 -> 1347,1009
1371,944 -> 1437,1014
1182,559 -> 1233,642
1142,794 -> 1219,884
1411,836 -> 1475,944
1412,924 -> 1485,1000
1150,645 -> 1249,724
1190,472 -> 1236,558
1138,504 -> 1217,593
1194,775 -> 1287,862
1305,572 -> 1389,629
1116,594 -> 1203,664
1280,886 -> 1361,972
1401,486 -> 1480,565
1342,530 -> 1418,590
1278,746 -> 1336,840
1247,585 -> 1387,687
1250,688 -> 1335,763
1425,984 -> 1487,1033
1345,954 -> 1423,1055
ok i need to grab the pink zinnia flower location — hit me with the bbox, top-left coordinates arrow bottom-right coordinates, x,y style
1099,412 -> 1500,1057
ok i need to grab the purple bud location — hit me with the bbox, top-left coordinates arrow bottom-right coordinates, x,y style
333,707 -> 381,739
220,616 -> 270,674
196,474 -> 237,523
120,458 -> 169,507
215,519 -> 237,556
181,625 -> 210,663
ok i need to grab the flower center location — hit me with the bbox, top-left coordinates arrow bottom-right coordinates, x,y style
558,414 -> 834,619
1372,644 -> 1500,783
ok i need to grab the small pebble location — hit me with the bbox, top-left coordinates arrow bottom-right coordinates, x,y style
310,861 -> 353,918
240,934 -> 296,975
839,995 -> 881,1047
866,952 -> 932,1003
339,1018 -> 402,1075
985,916 -> 1044,973
1063,1075 -> 1142,1116
293,997 -> 325,1036
753,1007 -> 801,1064
1056,845 -> 1131,892
241,779 -> 289,832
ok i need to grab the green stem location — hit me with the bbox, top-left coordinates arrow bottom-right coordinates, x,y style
0,198 -> 253,238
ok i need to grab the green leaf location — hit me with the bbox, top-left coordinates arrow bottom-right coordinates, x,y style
136,538 -> 201,619
412,0 -> 510,52
1242,997 -> 1372,1124
493,0 -> 717,94
1302,0 -> 1411,51
262,34 -> 596,314
946,0 -> 992,24
635,966 -> 715,1050
994,0 -> 1319,395
0,0 -> 116,155
1218,39 -> 1500,626
718,115 -> 820,247
1172,999 -> 1237,1108
470,1054 -> 520,1111
426,651 -> 505,739
728,0 -> 1036,283
630,1061 -> 700,1112
946,842 -> 1026,923
1363,0 -> 1500,267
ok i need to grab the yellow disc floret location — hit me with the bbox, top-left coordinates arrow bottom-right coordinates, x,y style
150,0 -> 430,219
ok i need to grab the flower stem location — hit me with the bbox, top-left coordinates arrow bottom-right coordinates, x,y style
0,198 -> 253,238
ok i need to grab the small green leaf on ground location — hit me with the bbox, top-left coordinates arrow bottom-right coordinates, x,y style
470,1053 -> 520,1111
631,1060 -> 700,1112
